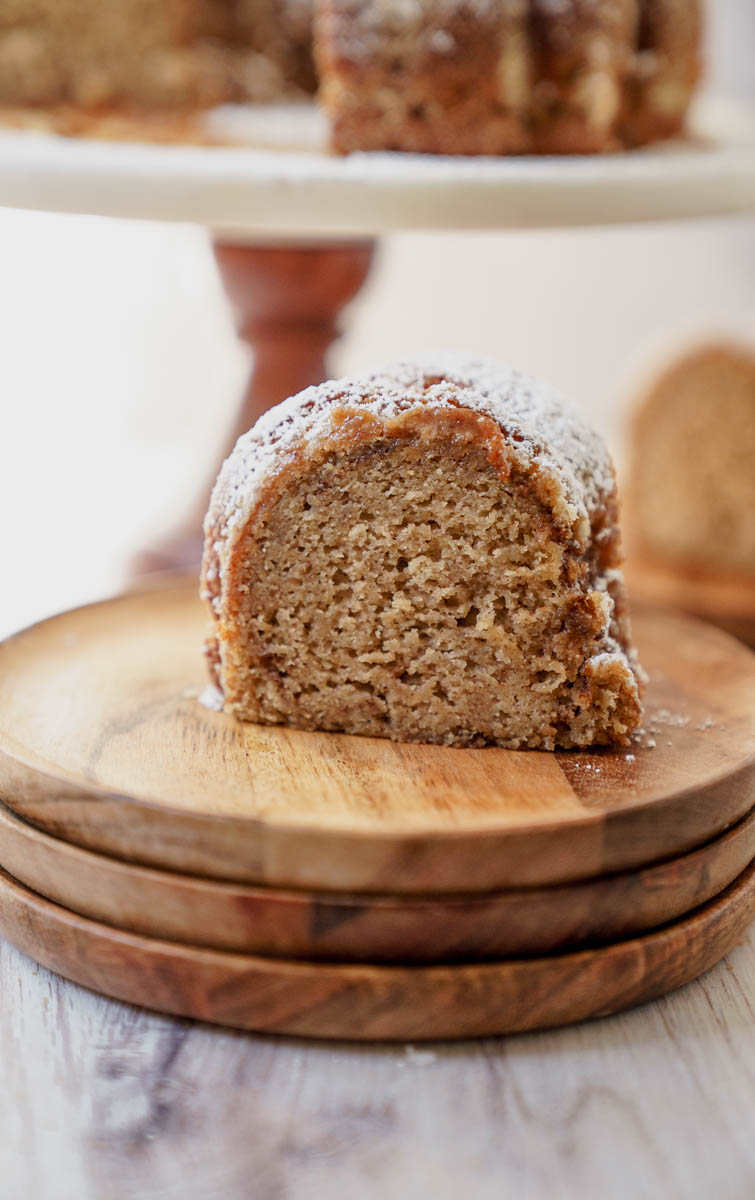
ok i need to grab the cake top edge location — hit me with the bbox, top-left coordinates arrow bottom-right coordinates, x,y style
205,352 -> 616,555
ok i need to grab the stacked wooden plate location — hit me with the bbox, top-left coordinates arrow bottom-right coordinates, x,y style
0,576 -> 753,1040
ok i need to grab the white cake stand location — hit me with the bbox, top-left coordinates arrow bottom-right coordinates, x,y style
0,95 -> 753,237
1,94 -> 752,567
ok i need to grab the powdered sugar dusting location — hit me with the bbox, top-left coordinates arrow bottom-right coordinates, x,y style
201,355 -> 624,641
205,355 -> 614,579
370,354 -> 615,518
198,684 -> 225,712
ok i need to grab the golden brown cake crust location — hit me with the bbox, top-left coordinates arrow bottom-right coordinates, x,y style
202,355 -> 643,749
315,0 -> 702,155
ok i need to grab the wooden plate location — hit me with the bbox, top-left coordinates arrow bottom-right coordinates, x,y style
0,578 -> 754,893
0,861 -> 752,1041
0,800 -> 753,962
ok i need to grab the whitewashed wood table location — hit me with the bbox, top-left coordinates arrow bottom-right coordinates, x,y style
1,924 -> 753,1200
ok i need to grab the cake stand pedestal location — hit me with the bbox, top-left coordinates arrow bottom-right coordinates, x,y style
135,238 -> 375,574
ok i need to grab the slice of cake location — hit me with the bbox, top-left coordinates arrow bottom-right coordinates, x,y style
0,1 -> 315,114
315,0 -> 702,156
628,342 -> 755,576
201,355 -> 642,749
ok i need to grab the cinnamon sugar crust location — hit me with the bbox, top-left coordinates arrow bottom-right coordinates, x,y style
202,355 -> 643,749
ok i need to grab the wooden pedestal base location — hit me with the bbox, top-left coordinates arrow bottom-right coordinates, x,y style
135,240 -> 375,575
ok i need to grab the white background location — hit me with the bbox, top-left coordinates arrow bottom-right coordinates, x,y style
0,0 -> 753,638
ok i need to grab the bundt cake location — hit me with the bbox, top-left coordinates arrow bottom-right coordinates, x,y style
0,1 -> 700,153
315,0 -> 702,156
0,1 -> 315,113
628,342 -> 755,576
201,355 -> 643,749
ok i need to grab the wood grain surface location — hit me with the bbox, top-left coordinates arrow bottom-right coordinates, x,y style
0,579 -> 753,893
0,799 -> 753,963
0,861 -> 753,1041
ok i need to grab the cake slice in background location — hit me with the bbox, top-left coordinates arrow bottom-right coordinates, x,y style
202,355 -> 643,749
626,340 -> 755,645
